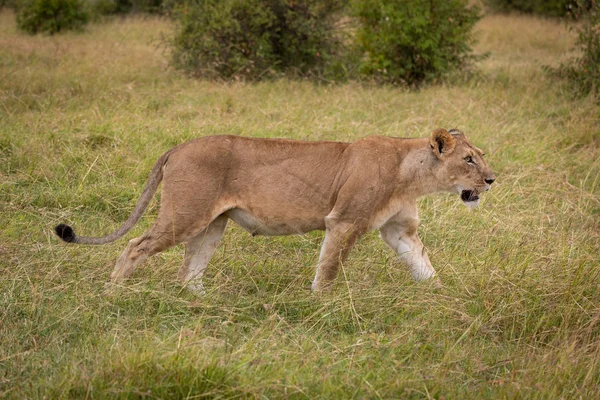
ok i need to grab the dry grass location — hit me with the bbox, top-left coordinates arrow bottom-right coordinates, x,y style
475,14 -> 576,67
1,9 -> 599,399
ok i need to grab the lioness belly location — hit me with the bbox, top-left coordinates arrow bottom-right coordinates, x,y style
225,208 -> 325,236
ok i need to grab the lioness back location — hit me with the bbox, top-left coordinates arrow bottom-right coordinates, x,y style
164,136 -> 351,233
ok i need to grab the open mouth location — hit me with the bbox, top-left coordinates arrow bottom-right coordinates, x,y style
460,190 -> 480,203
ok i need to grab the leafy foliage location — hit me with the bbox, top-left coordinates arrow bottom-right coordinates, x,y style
16,0 -> 89,34
551,1 -> 600,100
485,0 -> 596,17
170,0 -> 343,80
485,0 -> 571,17
89,0 -> 167,16
0,0 -> 19,10
351,0 -> 482,86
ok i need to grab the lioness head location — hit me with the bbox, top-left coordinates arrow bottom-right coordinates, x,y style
429,128 -> 495,208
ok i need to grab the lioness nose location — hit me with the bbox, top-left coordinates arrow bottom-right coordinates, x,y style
485,177 -> 495,185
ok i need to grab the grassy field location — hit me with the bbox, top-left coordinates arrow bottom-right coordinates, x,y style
1,9 -> 599,399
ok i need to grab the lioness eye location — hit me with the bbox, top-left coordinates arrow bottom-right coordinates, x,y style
465,156 -> 474,164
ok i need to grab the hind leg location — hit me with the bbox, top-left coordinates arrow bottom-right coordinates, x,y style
311,216 -> 365,292
109,228 -> 176,284
109,208 -> 219,285
178,215 -> 228,294
107,154 -> 230,288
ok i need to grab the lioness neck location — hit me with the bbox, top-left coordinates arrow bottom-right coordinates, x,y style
392,138 -> 448,198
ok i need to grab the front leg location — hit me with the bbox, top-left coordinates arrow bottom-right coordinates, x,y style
380,216 -> 437,281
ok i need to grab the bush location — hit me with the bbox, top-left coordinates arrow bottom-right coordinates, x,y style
17,0 -> 89,35
170,0 -> 344,80
351,0 -> 482,86
169,0 -> 483,85
484,0 -> 596,17
551,1 -> 600,100
485,0 -> 571,17
89,0 -> 167,16
88,0 -> 131,16
0,0 -> 20,11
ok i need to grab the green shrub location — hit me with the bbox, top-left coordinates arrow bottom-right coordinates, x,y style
485,0 -> 570,17
89,0 -> 167,15
170,0 -> 344,80
128,0 -> 165,13
351,0 -> 482,86
17,0 -> 89,35
88,0 -> 131,16
551,1 -> 600,100
484,0 -> 595,17
0,0 -> 20,11
87,0 -> 171,20
169,0 -> 482,84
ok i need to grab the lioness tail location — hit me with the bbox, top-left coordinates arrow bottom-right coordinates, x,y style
54,150 -> 172,245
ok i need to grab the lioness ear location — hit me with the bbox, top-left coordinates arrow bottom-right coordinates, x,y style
429,128 -> 456,160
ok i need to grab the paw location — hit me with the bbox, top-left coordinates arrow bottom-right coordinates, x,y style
310,280 -> 333,293
310,280 -> 322,292
186,280 -> 206,296
103,282 -> 119,296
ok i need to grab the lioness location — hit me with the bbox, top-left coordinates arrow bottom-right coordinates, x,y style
55,129 -> 495,292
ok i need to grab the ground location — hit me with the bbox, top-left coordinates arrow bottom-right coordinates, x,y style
0,9 -> 599,399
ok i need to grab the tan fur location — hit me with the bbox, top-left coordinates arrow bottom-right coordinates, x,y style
55,129 -> 495,292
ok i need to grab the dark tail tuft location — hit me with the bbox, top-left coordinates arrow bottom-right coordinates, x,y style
55,224 -> 76,243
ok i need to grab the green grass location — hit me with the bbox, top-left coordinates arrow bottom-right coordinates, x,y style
1,10 -> 599,399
